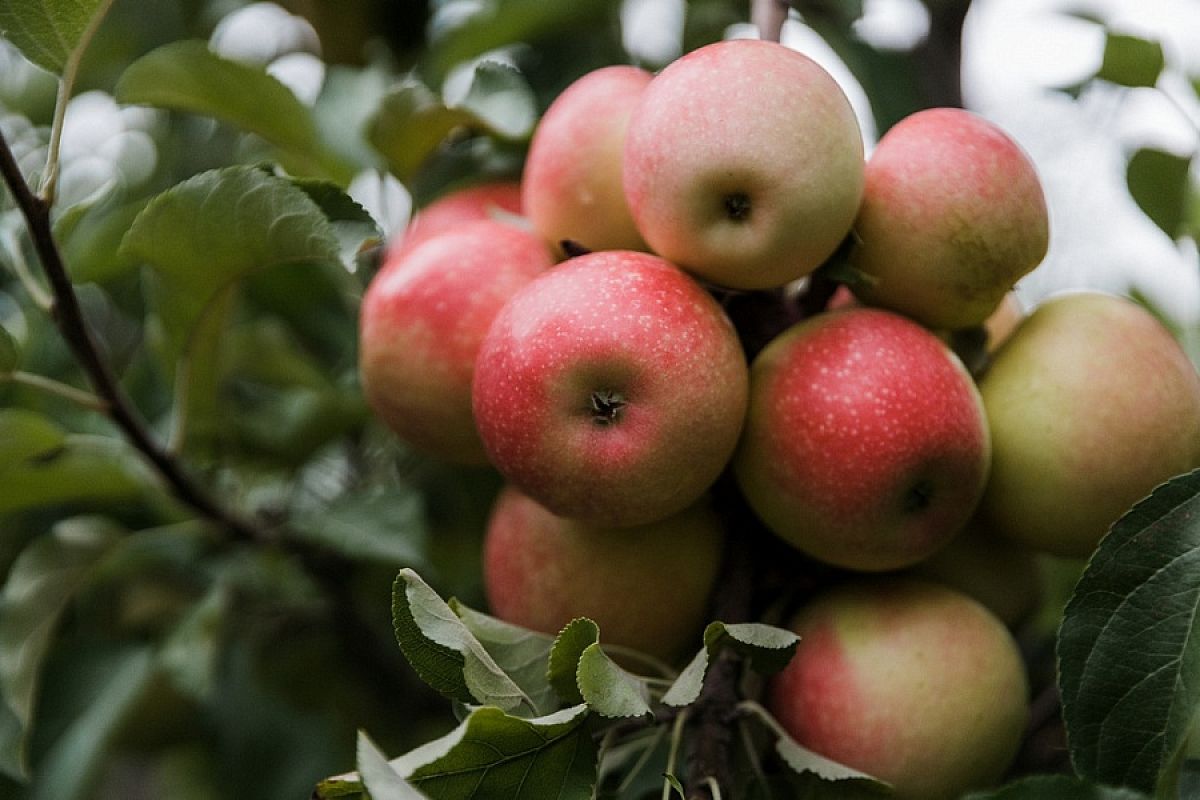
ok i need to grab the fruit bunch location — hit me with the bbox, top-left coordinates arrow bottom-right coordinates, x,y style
359,37 -> 1200,800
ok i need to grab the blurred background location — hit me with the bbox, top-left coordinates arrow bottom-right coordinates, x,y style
0,1 -> 1196,798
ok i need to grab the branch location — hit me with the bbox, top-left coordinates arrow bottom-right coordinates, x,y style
0,126 -> 266,544
912,0 -> 970,109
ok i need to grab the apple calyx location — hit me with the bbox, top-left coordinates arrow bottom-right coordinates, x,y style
723,192 -> 752,222
904,479 -> 935,513
589,389 -> 627,426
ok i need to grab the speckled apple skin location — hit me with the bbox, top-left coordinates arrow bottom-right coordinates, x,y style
767,579 -> 1028,800
733,308 -> 990,571
523,65 -> 651,255
979,291 -> 1200,557
390,181 -> 523,257
848,108 -> 1048,330
483,486 -> 723,663
359,220 -> 554,463
472,251 -> 749,527
623,39 -> 864,290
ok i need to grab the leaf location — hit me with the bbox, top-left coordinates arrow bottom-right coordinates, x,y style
454,61 -> 536,141
114,41 -> 349,182
451,602 -> 559,716
357,732 -> 427,800
1058,469 -> 1200,794
393,704 -> 597,799
963,775 -> 1150,799
663,622 -> 799,707
1126,148 -> 1191,239
576,643 -> 651,719
741,701 -> 885,789
547,618 -> 600,706
0,0 -> 110,74
290,487 -> 429,568
0,516 -> 123,779
1097,32 -> 1164,89
156,583 -> 230,701
391,568 -> 533,713
0,325 -> 17,372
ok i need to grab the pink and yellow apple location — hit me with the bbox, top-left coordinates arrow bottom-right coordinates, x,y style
483,486 -> 723,664
623,39 -> 864,290
767,578 -> 1029,800
848,108 -> 1049,330
359,219 -> 554,463
978,290 -> 1200,557
522,65 -> 651,255
472,250 -> 748,527
390,180 -> 523,257
733,308 -> 990,571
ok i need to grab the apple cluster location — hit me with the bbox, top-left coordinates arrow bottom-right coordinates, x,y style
359,38 -> 1200,800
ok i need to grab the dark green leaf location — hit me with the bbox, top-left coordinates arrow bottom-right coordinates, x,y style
1126,148 -> 1191,238
1058,469 -> 1200,794
741,701 -> 883,787
0,516 -> 123,779
367,79 -> 476,183
391,568 -> 533,712
547,618 -> 600,706
576,643 -> 651,719
0,0 -> 110,74
357,731 -> 427,799
392,704 -> 597,799
156,583 -> 229,701
963,775 -> 1150,799
663,773 -> 685,797
451,602 -> 559,716
1097,33 -> 1164,88
114,41 -> 349,182
0,324 -> 18,372
291,487 -> 429,567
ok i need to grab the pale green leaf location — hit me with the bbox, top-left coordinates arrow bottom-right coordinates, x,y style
456,61 -> 536,140
1059,468 -> 1200,794
547,618 -> 599,706
741,701 -> 885,789
357,732 -> 427,800
0,0 -> 108,74
576,643 -> 651,719
663,621 -> 799,708
451,602 -> 559,716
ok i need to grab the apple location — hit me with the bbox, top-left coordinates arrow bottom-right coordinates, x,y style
472,250 -> 749,527
978,291 -> 1200,557
482,486 -> 723,664
767,579 -> 1029,800
847,107 -> 1049,330
732,307 -> 990,571
390,180 -> 523,257
623,39 -> 864,290
359,219 -> 554,463
522,65 -> 651,255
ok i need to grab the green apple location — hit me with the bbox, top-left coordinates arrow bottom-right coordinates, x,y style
978,290 -> 1200,557
482,486 -> 722,664
767,578 -> 1029,800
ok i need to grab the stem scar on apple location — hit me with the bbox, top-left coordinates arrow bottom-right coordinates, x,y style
589,389 -> 627,426
723,192 -> 752,222
560,239 -> 593,258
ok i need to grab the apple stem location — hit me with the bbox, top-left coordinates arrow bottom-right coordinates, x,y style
750,0 -> 789,43
590,389 -> 628,425
722,193 -> 752,222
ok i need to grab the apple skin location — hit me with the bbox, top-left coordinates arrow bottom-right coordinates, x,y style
978,291 -> 1200,557
767,579 -> 1029,800
482,486 -> 723,663
472,250 -> 749,527
522,65 -> 651,255
391,180 -> 523,257
732,308 -> 990,571
359,219 -> 554,463
623,39 -> 864,290
848,108 -> 1049,330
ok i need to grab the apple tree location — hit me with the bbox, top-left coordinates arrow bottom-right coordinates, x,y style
0,1 -> 1197,799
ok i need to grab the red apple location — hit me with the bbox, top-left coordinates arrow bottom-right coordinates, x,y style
623,39 -> 864,290
483,486 -> 723,664
472,250 -> 748,527
359,220 -> 554,463
767,579 -> 1028,800
848,108 -> 1049,329
732,308 -> 990,571
391,180 -> 523,257
522,65 -> 651,255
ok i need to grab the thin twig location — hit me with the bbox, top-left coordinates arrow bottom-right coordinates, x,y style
4,370 -> 108,410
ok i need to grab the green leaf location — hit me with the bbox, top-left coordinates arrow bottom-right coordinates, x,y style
1126,148 -> 1191,239
391,568 -> 534,713
741,701 -> 885,789
0,0 -> 109,74
357,732 -> 428,800
1058,468 -> 1200,795
451,602 -> 560,716
455,61 -> 536,141
963,775 -> 1150,799
0,516 -> 123,779
661,647 -> 708,707
291,487 -> 429,568
1097,32 -> 1164,88
576,643 -> 651,719
547,618 -> 600,706
114,41 -> 349,182
393,704 -> 597,799
0,325 -> 18,372
663,622 -> 800,707
156,583 -> 230,701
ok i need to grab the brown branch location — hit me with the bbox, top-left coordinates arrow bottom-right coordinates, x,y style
0,126 -> 266,544
913,0 -> 971,109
